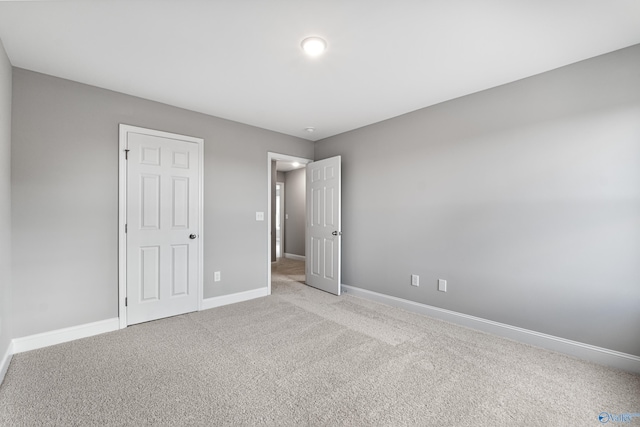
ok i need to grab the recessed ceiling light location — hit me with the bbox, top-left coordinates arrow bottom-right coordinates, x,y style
305,127 -> 315,133
292,162 -> 300,167
301,37 -> 327,57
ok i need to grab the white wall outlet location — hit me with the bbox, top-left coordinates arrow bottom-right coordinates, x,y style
411,274 -> 419,287
214,271 -> 221,282
438,279 -> 447,292
256,212 -> 264,221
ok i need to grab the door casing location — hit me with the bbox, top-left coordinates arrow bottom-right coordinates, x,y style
118,124 -> 204,329
267,152 -> 312,295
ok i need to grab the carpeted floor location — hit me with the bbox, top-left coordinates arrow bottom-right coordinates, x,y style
1,258 -> 639,426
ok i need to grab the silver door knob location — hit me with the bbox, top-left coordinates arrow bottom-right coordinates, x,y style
332,231 -> 341,236
189,234 -> 197,239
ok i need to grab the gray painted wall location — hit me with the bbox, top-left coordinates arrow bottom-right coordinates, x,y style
11,68 -> 313,338
0,39 -> 12,361
315,45 -> 640,356
284,168 -> 305,257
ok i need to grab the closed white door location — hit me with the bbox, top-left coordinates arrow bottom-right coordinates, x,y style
125,128 -> 201,325
306,156 -> 341,295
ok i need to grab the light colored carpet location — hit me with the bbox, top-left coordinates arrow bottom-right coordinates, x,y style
1,258 -> 639,426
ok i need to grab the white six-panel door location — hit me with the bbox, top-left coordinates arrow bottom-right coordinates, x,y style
123,127 -> 201,325
306,156 -> 341,295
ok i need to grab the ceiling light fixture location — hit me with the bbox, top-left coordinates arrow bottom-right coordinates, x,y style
301,37 -> 327,57
305,127 -> 315,133
292,162 -> 300,167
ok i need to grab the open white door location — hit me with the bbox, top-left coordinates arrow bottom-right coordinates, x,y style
306,156 -> 341,295
122,125 -> 202,325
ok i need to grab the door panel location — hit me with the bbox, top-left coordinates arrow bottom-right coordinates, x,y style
171,244 -> 189,296
140,174 -> 160,229
172,177 -> 190,228
306,156 -> 341,295
140,246 -> 160,301
126,131 -> 200,325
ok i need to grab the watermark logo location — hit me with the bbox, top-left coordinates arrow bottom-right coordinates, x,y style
598,412 -> 640,424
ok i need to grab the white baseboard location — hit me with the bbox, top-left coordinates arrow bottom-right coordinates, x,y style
0,341 -> 13,385
12,318 -> 120,354
283,253 -> 305,261
9,288 -> 269,355
201,287 -> 269,311
342,284 -> 640,374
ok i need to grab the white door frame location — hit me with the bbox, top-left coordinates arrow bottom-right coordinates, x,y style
267,152 -> 312,295
119,124 -> 204,329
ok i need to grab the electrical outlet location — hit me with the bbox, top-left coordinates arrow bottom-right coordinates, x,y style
256,212 -> 264,221
214,271 -> 221,282
411,274 -> 419,287
438,279 -> 447,292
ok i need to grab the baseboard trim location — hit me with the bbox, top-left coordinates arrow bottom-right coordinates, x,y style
12,318 -> 120,354
283,253 -> 305,261
201,287 -> 269,311
342,284 -> 640,374
0,341 -> 13,385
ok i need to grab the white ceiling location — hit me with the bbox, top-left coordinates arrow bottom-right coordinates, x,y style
0,1 -> 639,142
276,161 -> 305,173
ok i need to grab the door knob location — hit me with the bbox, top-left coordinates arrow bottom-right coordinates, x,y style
189,234 -> 197,239
332,231 -> 341,236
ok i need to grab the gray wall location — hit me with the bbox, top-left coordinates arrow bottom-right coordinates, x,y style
315,45 -> 640,356
11,68 -> 313,338
0,39 -> 12,361
284,168 -> 306,257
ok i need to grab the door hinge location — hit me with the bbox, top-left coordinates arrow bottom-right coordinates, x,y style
125,224 -> 127,233
125,297 -> 128,307
124,149 -> 130,160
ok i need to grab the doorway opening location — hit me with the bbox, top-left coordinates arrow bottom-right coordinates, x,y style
267,153 -> 311,295
275,182 -> 284,259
